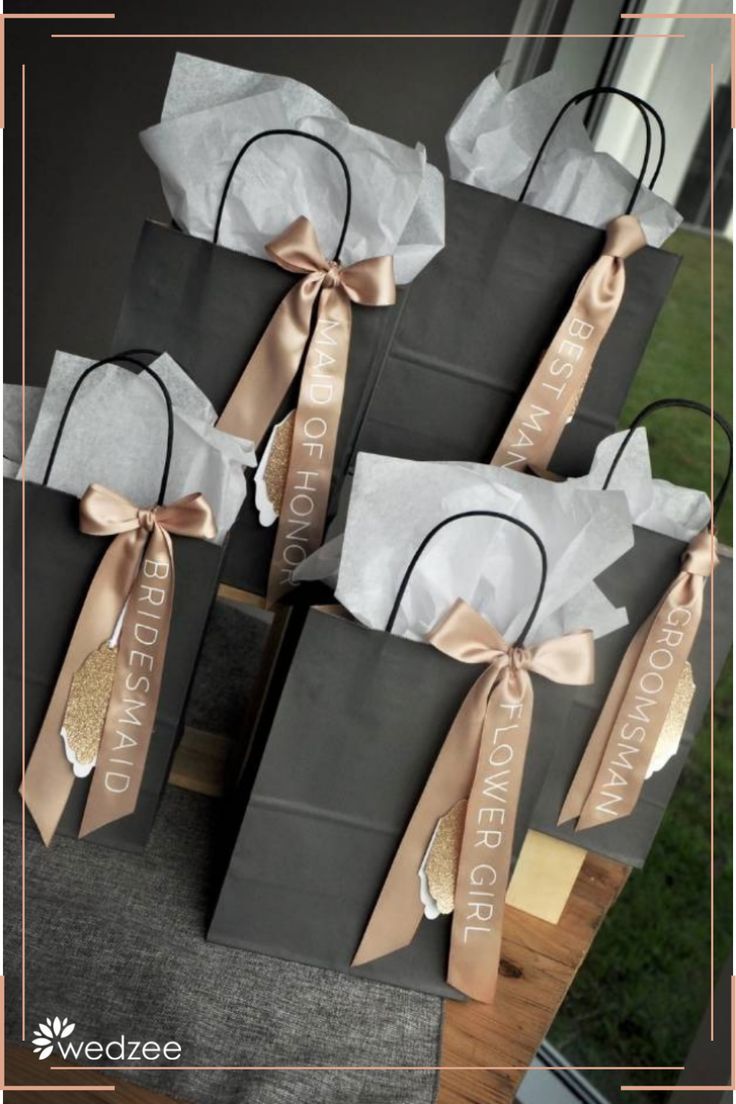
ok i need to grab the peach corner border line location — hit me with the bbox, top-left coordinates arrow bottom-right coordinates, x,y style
48,31 -> 684,38
618,7 -> 730,1063
622,10 -> 736,127
13,18 -> 727,1095
614,44 -> 727,1096
0,977 -> 116,1092
0,13 -> 116,129
619,974 -> 736,1093
14,48 -> 117,1103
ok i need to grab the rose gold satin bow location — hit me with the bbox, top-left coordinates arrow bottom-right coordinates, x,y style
558,527 -> 717,832
22,483 -> 216,845
216,216 -> 396,605
353,601 -> 594,1002
492,214 -> 646,472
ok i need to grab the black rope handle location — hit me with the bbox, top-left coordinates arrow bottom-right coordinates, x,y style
385,510 -> 548,646
42,350 -> 174,507
519,87 -> 666,216
213,128 -> 353,263
602,398 -> 733,520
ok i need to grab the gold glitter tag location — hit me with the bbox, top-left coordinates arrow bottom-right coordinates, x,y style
426,799 -> 467,914
265,410 -> 295,512
647,662 -> 696,779
254,410 -> 295,526
60,642 -> 118,778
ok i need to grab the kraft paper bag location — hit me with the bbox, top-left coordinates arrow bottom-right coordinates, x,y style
207,489 -> 627,998
527,401 -> 733,868
529,527 -> 732,866
529,403 -> 732,867
357,85 -> 681,479
353,178 -> 680,479
113,221 -> 405,596
115,56 -> 444,598
207,602 -> 575,999
4,355 -> 225,851
116,176 -> 678,596
117,70 -> 679,597
446,71 -> 681,248
4,481 -> 224,851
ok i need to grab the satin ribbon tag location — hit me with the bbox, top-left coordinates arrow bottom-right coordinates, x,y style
353,602 -> 594,1003
59,607 -> 126,779
254,409 -> 295,528
216,216 -> 395,604
558,529 -> 716,832
491,214 -> 646,472
23,484 -> 217,845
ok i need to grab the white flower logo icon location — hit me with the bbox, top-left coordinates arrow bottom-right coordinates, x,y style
32,1016 -> 75,1060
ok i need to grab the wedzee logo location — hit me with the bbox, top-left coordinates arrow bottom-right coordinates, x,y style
32,1016 -> 182,1062
32,1017 -> 75,1060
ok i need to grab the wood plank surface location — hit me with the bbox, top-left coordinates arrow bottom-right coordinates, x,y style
438,852 -> 629,1103
4,1043 -> 173,1103
167,726 -> 232,797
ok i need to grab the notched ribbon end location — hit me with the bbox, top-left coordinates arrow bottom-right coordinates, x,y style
78,787 -> 136,839
351,932 -> 411,969
77,810 -> 106,839
447,961 -> 498,1005
37,825 -> 56,849
556,808 -> 577,828
24,484 -> 216,845
22,790 -> 58,848
573,808 -> 608,833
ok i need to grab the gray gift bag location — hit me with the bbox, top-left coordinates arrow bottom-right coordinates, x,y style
208,511 -> 581,999
530,399 -> 733,866
115,92 -> 679,595
113,129 -> 405,598
4,353 -> 225,851
353,89 -> 680,477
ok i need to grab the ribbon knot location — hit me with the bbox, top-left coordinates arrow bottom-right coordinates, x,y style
323,259 -> 342,288
23,483 -> 216,845
353,600 -> 593,1003
682,527 -> 718,577
137,507 -> 157,532
79,484 -> 217,542
265,217 -> 395,306
604,213 -> 647,260
508,645 -> 530,671
216,215 -> 396,606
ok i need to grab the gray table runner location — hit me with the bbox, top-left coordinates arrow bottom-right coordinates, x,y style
4,787 -> 443,1104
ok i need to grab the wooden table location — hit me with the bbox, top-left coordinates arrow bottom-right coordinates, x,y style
438,851 -> 629,1103
5,590 -> 631,1103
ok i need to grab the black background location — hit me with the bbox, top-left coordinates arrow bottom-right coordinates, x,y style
3,1 -> 522,386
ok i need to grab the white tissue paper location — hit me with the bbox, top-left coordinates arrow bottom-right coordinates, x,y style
570,426 -> 712,541
20,351 -> 256,543
141,52 -> 444,285
3,383 -> 44,477
311,453 -> 635,645
294,531 -> 344,589
447,70 -> 681,248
